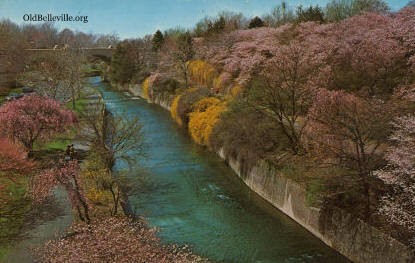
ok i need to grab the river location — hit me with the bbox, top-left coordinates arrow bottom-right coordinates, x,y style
92,77 -> 350,263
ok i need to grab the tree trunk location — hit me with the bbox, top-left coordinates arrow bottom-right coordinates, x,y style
72,174 -> 90,224
109,185 -> 119,216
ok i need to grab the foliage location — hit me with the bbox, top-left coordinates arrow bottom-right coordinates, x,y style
296,5 -> 325,23
0,19 -> 26,88
110,40 -> 144,84
170,88 -> 210,126
188,60 -> 218,89
211,99 -> 290,168
81,100 -> 144,171
188,97 -> 226,146
243,41 -> 317,154
305,89 -> 392,216
29,51 -> 68,100
193,12 -> 247,37
142,77 -> 150,99
230,85 -> 243,97
248,16 -> 264,28
325,0 -> 390,22
152,30 -> 164,51
81,148 -> 143,216
0,95 -> 76,151
306,89 -> 389,176
141,73 -> 170,100
173,31 -> 195,89
171,95 -> 183,126
374,114 -> 415,235
0,138 -> 35,178
197,25 -> 294,85
262,2 -> 295,27
0,177 -> 30,252
213,72 -> 232,94
31,160 -> 91,224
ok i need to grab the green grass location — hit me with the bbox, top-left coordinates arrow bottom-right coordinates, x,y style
38,137 -> 71,151
9,87 -> 23,94
33,129 -> 77,151
0,246 -> 11,262
66,97 -> 88,115
0,87 -> 23,105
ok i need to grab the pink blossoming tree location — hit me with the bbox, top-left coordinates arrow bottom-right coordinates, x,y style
374,114 -> 415,237
0,137 -> 35,179
0,94 -> 76,151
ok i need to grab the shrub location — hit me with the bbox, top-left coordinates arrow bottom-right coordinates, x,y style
170,88 -> 210,126
188,97 -> 226,146
142,77 -> 150,99
248,16 -> 265,28
210,99 -> 290,168
171,95 -> 183,126
188,60 -> 218,88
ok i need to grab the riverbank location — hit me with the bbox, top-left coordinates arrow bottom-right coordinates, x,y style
114,80 -> 415,263
30,78 -> 207,262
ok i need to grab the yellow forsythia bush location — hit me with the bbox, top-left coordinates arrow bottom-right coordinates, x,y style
82,169 -> 112,206
171,95 -> 183,126
188,60 -> 217,88
86,187 -> 112,206
142,77 -> 150,99
188,97 -> 227,146
231,85 -> 243,97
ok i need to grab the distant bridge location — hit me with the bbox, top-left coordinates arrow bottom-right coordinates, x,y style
0,48 -> 115,62
25,48 -> 115,62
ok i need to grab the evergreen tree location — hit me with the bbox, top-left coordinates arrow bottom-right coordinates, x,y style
152,30 -> 164,51
296,5 -> 325,23
248,16 -> 265,28
110,43 -> 134,84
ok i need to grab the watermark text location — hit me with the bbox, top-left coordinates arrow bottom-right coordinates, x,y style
23,14 -> 88,23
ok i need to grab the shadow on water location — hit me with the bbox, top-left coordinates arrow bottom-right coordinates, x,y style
91,76 -> 350,263
3,187 -> 73,263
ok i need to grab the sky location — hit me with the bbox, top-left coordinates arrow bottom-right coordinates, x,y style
0,0 -> 410,39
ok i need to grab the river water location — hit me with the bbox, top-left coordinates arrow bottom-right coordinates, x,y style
93,77 -> 349,263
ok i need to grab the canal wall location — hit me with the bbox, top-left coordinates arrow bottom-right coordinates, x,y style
113,81 -> 414,263
218,151 -> 415,263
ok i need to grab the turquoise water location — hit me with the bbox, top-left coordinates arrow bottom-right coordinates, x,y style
92,77 -> 349,263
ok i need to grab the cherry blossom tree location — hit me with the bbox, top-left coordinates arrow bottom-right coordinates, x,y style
0,94 -> 76,151
297,13 -> 407,98
374,115 -> 415,237
30,51 -> 67,100
0,137 -> 35,179
391,7 -> 415,77
305,88 -> 392,216
31,160 -> 91,224
243,41 -> 319,154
